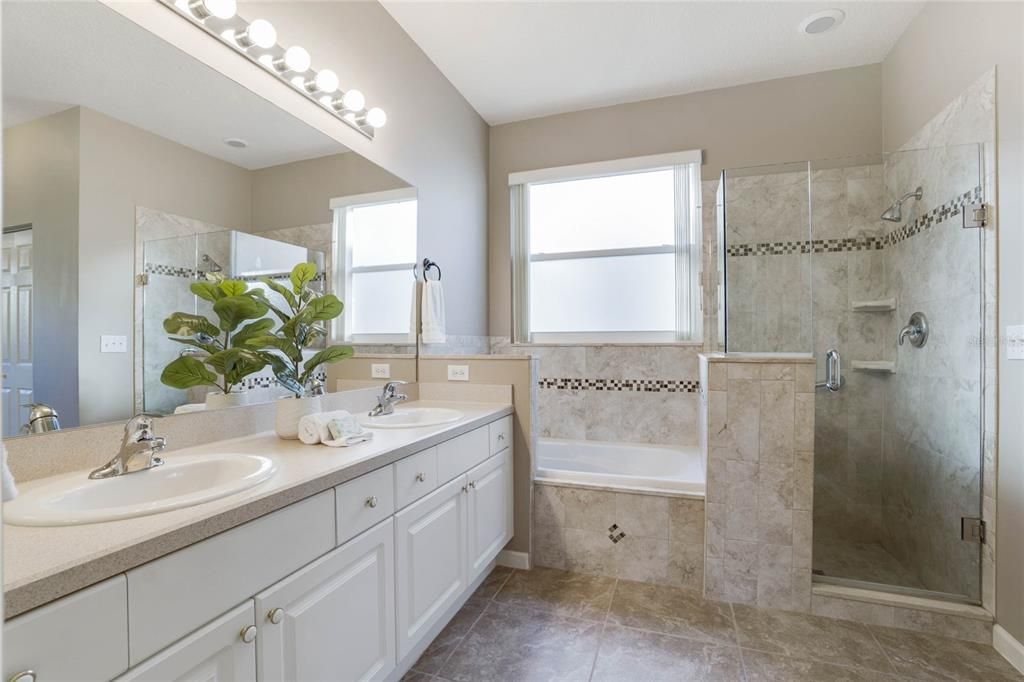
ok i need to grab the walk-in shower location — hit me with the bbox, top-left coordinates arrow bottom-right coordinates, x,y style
719,143 -> 986,604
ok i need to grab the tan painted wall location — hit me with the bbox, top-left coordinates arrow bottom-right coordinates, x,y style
417,357 -> 536,556
250,152 -> 409,232
882,0 -> 1024,644
2,109 -> 82,426
327,356 -> 417,388
487,64 -> 883,336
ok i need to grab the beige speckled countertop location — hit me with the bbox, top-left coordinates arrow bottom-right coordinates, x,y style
3,400 -> 512,617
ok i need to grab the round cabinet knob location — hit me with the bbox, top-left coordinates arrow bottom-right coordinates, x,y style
9,671 -> 36,682
497,433 -> 505,441
365,495 -> 378,508
469,481 -> 477,489
268,607 -> 285,624
240,625 -> 257,644
415,472 -> 426,483
461,484 -> 469,494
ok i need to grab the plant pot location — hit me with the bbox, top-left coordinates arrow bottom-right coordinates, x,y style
205,391 -> 249,410
275,394 -> 322,440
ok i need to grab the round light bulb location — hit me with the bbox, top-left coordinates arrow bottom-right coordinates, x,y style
203,0 -> 236,19
283,46 -> 311,73
365,107 -> 387,129
341,89 -> 365,112
246,19 -> 277,49
314,69 -> 339,94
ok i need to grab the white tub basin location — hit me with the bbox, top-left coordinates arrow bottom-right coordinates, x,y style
3,453 -> 277,527
359,407 -> 464,429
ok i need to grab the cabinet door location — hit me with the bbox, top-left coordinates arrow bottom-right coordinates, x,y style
255,519 -> 395,682
467,449 -> 514,580
394,475 -> 468,659
117,601 -> 256,682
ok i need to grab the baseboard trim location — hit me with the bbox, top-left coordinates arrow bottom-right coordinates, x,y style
496,550 -> 530,570
994,624 -> 1024,674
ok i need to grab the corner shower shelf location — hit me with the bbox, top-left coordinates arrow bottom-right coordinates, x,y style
851,298 -> 897,312
851,360 -> 897,374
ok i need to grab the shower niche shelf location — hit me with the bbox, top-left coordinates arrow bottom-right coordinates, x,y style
851,298 -> 897,312
851,360 -> 896,374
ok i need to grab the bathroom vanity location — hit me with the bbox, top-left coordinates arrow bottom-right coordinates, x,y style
3,403 -> 514,681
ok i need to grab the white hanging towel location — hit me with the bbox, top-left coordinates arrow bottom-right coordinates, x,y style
421,279 -> 447,345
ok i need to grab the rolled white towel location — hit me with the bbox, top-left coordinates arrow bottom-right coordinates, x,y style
298,410 -> 358,445
2,444 -> 18,502
322,413 -> 374,448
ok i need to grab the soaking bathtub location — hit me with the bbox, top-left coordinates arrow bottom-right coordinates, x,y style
535,437 -> 705,497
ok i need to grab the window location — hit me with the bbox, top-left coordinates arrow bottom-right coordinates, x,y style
332,188 -> 417,343
510,150 -> 702,343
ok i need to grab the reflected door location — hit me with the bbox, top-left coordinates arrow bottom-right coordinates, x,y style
2,228 -> 34,437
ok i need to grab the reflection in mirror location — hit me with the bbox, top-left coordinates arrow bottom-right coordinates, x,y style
1,0 -> 415,437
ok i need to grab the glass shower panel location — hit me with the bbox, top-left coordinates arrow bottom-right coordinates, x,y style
810,145 -> 984,602
721,161 -> 813,352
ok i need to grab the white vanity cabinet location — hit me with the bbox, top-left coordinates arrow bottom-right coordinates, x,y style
255,519 -> 396,682
116,602 -> 257,682
467,448 -> 514,580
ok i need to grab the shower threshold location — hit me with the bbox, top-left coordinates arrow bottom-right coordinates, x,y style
812,574 -> 980,607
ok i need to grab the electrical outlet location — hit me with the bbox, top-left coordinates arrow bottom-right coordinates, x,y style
447,364 -> 470,381
1008,325 -> 1024,360
371,363 -> 391,379
100,335 -> 128,353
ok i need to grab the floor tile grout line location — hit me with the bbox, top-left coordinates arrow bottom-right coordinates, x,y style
864,622 -> 903,676
587,620 -> 609,682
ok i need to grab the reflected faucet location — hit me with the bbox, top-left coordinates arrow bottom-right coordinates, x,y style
89,414 -> 167,479
369,381 -> 408,417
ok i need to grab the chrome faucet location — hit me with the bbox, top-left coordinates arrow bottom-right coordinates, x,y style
89,414 -> 167,479
369,381 -> 408,417
898,312 -> 929,348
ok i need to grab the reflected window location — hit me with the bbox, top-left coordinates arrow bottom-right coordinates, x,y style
510,152 -> 702,343
333,188 -> 417,343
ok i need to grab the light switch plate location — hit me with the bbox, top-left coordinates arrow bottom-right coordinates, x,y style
1008,325 -> 1024,360
371,363 -> 391,379
447,364 -> 470,381
101,335 -> 128,353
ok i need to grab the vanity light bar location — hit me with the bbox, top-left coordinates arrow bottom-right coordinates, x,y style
162,0 -> 385,139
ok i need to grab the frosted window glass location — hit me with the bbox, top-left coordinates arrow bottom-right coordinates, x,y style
350,270 -> 413,335
350,201 -> 417,267
528,170 -> 674,254
530,254 -> 675,333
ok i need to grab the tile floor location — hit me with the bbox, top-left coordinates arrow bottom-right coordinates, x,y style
404,566 -> 1021,682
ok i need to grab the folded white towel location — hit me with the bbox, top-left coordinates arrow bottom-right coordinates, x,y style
2,444 -> 18,502
322,413 -> 374,448
421,279 -> 446,345
298,410 -> 348,444
174,402 -> 207,415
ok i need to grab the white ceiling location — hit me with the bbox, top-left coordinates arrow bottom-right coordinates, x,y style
2,0 -> 348,170
382,1 -> 924,125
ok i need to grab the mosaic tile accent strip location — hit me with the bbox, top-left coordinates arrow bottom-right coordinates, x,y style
538,377 -> 700,393
143,263 -> 327,283
726,185 -> 983,257
237,369 -> 327,391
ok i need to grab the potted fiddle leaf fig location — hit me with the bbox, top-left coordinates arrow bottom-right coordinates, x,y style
245,262 -> 354,438
160,277 -> 274,409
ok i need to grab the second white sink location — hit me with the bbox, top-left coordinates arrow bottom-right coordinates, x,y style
360,407 -> 464,429
3,453 -> 277,527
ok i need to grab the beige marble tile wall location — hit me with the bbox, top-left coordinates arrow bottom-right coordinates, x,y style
701,355 -> 816,612
532,483 -> 705,589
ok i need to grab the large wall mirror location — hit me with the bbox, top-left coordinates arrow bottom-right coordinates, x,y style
1,0 -> 417,437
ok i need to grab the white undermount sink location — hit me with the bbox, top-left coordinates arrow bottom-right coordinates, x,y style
3,453 -> 277,527
359,407 -> 464,429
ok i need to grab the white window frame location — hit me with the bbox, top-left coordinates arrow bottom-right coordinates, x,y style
509,150 -> 703,344
331,187 -> 418,344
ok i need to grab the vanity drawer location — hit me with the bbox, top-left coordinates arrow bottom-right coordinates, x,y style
437,427 -> 490,484
126,490 -> 335,665
489,416 -> 512,455
395,447 -> 438,509
336,465 -> 395,545
4,575 -> 129,682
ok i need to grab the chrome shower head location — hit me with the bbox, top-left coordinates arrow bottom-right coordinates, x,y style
881,186 -> 923,223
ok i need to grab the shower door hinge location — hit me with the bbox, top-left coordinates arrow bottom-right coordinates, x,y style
962,202 -> 988,229
136,273 -> 149,286
961,517 -> 986,544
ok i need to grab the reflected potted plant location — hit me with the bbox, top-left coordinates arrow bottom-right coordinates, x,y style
160,277 -> 274,409
245,262 -> 354,438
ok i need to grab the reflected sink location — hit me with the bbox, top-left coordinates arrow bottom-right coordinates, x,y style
4,453 -> 277,527
360,407 -> 464,429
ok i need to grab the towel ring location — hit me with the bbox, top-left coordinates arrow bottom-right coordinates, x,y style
414,258 -> 442,281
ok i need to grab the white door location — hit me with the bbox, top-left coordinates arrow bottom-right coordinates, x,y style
467,449 -> 514,580
255,519 -> 396,682
2,227 -> 33,437
117,601 -> 256,681
394,474 -> 468,659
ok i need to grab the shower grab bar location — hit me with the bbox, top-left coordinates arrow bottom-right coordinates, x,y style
815,348 -> 843,392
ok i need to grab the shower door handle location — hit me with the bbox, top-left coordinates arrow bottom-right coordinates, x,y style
817,349 -> 842,392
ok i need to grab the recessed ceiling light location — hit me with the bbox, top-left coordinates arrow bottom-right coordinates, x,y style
799,9 -> 845,35
223,137 -> 248,148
